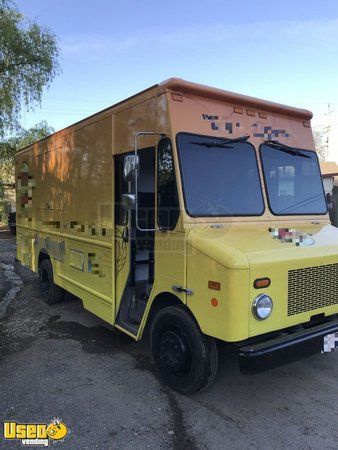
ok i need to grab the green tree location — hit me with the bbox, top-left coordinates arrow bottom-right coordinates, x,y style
0,0 -> 60,136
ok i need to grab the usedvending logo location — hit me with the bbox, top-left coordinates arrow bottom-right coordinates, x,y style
3,418 -> 69,446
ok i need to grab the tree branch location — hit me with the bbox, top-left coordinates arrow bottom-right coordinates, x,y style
0,57 -> 43,74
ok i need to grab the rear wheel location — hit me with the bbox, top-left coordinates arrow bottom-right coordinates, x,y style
150,305 -> 218,395
38,259 -> 64,305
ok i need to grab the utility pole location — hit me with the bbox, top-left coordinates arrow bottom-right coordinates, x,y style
323,103 -> 333,160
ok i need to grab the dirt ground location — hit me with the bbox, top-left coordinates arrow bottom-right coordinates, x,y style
1,231 -> 338,449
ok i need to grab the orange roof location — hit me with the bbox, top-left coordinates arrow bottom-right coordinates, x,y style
160,78 -> 313,120
320,161 -> 338,177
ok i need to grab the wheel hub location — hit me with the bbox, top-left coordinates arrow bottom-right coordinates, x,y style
159,330 -> 190,375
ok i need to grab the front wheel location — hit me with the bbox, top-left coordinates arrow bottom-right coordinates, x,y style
38,259 -> 64,305
150,305 -> 218,395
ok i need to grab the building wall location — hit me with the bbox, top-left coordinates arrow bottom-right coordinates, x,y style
322,176 -> 333,195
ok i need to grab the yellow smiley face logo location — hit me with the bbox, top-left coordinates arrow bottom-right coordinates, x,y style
46,421 -> 68,440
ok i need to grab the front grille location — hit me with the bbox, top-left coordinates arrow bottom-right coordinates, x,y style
288,263 -> 338,316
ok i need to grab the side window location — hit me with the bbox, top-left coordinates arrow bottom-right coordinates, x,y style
157,138 -> 180,230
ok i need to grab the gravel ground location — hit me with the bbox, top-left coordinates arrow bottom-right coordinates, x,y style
1,231 -> 338,449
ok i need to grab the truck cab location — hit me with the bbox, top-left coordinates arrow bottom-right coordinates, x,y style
125,80 -> 338,393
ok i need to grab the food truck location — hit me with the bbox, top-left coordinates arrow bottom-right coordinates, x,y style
15,78 -> 338,394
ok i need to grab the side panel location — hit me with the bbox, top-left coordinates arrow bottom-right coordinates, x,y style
153,93 -> 186,306
16,116 -> 114,324
187,245 -> 250,341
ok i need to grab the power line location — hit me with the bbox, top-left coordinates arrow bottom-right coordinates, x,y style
42,97 -> 116,103
24,111 -> 90,116
324,103 -> 334,161
29,108 -> 97,113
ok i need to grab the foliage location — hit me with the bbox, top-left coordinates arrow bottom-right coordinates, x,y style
313,128 -> 327,161
0,0 -> 60,136
0,178 -> 6,222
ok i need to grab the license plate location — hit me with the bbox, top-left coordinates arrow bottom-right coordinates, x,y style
322,333 -> 338,353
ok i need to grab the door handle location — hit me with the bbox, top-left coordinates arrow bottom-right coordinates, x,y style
172,285 -> 194,295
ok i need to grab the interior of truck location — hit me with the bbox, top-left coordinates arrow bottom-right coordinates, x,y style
115,147 -> 155,334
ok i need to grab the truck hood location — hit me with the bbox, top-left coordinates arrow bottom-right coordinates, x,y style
187,223 -> 338,270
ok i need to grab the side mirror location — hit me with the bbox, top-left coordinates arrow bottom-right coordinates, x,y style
326,193 -> 333,210
123,155 -> 139,182
121,193 -> 136,210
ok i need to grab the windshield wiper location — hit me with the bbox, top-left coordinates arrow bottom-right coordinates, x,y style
221,135 -> 250,143
264,140 -> 311,159
277,193 -> 326,214
190,135 -> 250,148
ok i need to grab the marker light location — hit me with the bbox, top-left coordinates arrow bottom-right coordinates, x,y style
208,280 -> 221,291
253,278 -> 271,289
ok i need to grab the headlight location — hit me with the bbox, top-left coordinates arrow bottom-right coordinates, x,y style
252,294 -> 273,320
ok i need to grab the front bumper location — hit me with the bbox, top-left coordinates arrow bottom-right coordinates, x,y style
238,317 -> 338,373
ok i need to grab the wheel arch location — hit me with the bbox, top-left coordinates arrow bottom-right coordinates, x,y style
38,248 -> 50,268
142,291 -> 199,337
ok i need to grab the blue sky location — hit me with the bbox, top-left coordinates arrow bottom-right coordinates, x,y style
16,0 -> 338,161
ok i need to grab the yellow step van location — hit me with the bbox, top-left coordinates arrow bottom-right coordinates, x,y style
15,78 -> 338,394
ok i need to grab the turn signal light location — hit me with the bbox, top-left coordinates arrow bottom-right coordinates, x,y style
211,298 -> 218,307
254,278 -> 271,289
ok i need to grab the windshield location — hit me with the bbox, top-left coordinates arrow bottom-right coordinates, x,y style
177,133 -> 264,217
260,143 -> 327,215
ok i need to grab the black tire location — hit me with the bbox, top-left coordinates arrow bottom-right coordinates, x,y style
38,259 -> 64,305
150,305 -> 218,395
